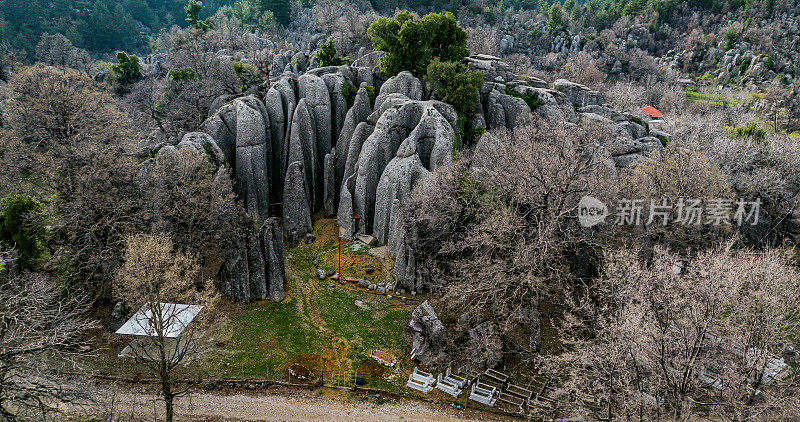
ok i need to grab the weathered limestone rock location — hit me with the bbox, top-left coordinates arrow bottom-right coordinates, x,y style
465,54 -> 515,83
283,161 -> 313,245
203,96 -> 272,218
203,102 -> 237,166
260,217 -> 286,301
264,87 -> 286,201
178,132 -> 225,166
220,218 -> 287,302
220,234 -> 251,302
374,71 -> 424,109
321,72 -> 348,147
323,152 -> 336,216
298,73 -> 332,187
234,97 -> 271,218
373,153 -> 430,249
335,87 -> 372,189
553,79 -> 603,107
408,301 -> 446,364
286,99 -> 318,210
484,84 -> 531,130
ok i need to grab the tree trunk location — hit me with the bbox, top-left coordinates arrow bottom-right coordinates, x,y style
160,361 -> 174,422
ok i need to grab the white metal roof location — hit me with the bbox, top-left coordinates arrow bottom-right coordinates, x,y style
115,302 -> 203,338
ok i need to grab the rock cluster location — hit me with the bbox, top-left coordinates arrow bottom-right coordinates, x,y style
181,49 -> 669,301
221,218 -> 286,302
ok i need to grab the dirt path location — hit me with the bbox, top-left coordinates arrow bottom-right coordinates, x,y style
66,386 -> 510,422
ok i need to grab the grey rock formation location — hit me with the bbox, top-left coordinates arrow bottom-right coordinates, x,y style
323,152 -> 336,216
484,84 -> 531,130
283,161 -> 313,245
407,301 -> 445,364
260,217 -> 286,301
234,97 -> 271,218
203,96 -> 272,218
178,132 -> 226,166
264,87 -> 287,201
220,218 -> 286,302
298,73 -> 332,190
553,79 -> 603,107
374,71 -> 424,109
352,100 -> 458,234
335,87 -> 372,190
286,99 -> 318,210
465,54 -> 515,83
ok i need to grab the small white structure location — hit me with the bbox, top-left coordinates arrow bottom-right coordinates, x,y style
436,370 -> 464,397
469,381 -> 498,406
115,302 -> 203,363
406,367 -> 435,393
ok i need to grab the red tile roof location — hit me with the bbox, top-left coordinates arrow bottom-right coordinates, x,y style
640,106 -> 664,119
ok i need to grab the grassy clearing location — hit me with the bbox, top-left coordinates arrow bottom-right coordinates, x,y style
90,217 -> 414,391
685,90 -> 741,107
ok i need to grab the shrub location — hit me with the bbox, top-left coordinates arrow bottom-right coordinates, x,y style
425,59 -> 483,117
723,27 -> 740,50
547,4 -> 565,34
368,10 -> 468,77
363,85 -> 376,108
232,61 -> 263,91
342,82 -> 357,109
731,121 -> 766,141
505,86 -> 544,112
0,193 -> 50,270
111,51 -> 142,85
315,38 -> 350,67
169,67 -> 201,81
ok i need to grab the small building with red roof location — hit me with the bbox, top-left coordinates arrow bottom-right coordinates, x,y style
640,106 -> 664,120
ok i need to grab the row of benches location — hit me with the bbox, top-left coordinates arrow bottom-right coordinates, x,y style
406,366 -> 536,412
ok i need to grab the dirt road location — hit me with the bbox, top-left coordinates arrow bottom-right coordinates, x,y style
66,386 -> 509,422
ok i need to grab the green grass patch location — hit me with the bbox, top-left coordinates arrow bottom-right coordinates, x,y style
200,218 -> 412,382
685,90 -> 740,107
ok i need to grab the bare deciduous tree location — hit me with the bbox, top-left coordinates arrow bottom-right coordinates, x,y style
0,273 -> 96,421
403,120 -> 618,366
115,234 -> 213,422
552,245 -> 800,421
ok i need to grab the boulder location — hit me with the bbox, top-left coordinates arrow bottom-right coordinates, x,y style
178,132 -> 225,166
407,301 -> 446,364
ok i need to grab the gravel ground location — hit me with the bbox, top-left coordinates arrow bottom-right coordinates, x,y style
63,386 -> 510,422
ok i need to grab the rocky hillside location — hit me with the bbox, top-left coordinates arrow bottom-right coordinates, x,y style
144,42 -> 671,302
